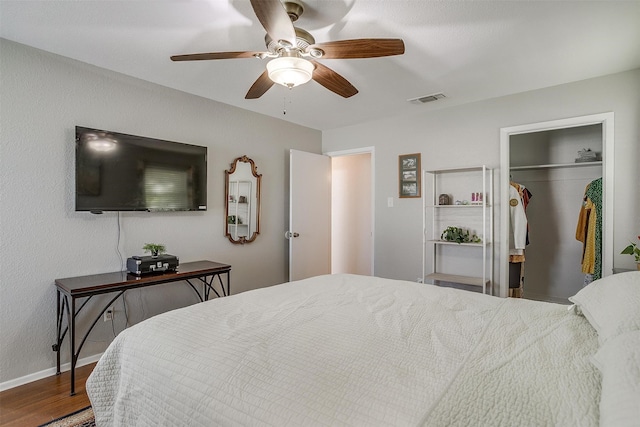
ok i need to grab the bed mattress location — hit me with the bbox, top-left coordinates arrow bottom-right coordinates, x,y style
87,274 -> 600,426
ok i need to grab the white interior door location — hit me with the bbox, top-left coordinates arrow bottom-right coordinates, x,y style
289,149 -> 331,281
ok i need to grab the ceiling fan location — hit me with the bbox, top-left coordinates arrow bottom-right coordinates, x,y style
170,0 -> 405,99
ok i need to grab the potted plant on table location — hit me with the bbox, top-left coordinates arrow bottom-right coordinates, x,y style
142,243 -> 166,258
620,236 -> 640,270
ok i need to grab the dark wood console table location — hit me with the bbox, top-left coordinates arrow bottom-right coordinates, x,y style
53,260 -> 231,395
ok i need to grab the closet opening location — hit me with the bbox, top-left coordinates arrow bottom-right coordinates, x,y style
499,113 -> 614,300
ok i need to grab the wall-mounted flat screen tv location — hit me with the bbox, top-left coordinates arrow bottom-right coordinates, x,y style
75,126 -> 207,213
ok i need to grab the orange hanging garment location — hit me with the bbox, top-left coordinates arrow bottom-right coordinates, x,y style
576,191 -> 597,274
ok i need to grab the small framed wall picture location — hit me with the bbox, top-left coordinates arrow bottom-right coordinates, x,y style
399,153 -> 421,198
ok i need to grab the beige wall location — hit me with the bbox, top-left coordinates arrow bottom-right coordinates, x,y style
0,39 -> 322,385
323,69 -> 640,284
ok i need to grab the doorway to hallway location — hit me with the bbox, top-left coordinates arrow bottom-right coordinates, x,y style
331,151 -> 373,275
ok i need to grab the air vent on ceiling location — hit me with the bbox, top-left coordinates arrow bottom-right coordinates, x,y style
407,93 -> 446,105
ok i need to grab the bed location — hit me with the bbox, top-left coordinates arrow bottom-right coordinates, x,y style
86,272 -> 640,426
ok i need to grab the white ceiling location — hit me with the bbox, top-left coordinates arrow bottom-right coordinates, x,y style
2,1 -> 639,131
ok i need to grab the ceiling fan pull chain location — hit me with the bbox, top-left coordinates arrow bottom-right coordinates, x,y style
283,96 -> 292,115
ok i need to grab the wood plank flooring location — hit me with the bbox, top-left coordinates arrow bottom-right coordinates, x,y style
0,363 -> 95,426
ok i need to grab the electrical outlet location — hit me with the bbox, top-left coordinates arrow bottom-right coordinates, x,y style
104,308 -> 113,322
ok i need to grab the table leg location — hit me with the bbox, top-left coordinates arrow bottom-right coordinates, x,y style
55,290 -> 61,375
69,297 -> 76,396
203,276 -> 210,301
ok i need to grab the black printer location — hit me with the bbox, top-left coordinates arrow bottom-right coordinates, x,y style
127,254 -> 179,276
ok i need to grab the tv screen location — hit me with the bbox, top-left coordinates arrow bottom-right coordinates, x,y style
75,126 -> 207,213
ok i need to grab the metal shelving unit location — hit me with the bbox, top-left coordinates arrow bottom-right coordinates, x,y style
422,166 -> 494,294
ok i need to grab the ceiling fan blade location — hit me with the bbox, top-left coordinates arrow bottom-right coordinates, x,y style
311,61 -> 358,98
310,39 -> 405,59
250,0 -> 296,46
245,70 -> 275,99
171,51 -> 261,61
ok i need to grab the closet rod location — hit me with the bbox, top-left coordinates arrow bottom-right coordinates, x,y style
510,161 -> 602,171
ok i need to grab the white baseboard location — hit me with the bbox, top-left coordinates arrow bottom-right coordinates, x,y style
0,353 -> 103,392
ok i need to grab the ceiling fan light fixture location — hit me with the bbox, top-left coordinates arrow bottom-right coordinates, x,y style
266,56 -> 314,88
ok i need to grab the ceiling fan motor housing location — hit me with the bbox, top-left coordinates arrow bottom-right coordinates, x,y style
265,27 -> 315,55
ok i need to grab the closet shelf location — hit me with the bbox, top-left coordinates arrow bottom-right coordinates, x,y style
510,161 -> 602,171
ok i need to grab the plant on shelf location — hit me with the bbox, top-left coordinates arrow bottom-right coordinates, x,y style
620,236 -> 640,267
441,226 -> 481,244
142,243 -> 166,257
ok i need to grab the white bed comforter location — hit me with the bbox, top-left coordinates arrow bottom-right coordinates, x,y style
87,274 -> 600,426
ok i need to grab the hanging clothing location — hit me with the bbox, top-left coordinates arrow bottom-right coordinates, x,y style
509,184 -> 527,258
576,177 -> 603,280
512,182 -> 533,246
509,181 -> 532,297
513,182 -> 533,211
576,198 -> 597,274
509,262 -> 526,297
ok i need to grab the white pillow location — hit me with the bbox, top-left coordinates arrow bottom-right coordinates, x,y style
591,331 -> 640,427
568,271 -> 640,344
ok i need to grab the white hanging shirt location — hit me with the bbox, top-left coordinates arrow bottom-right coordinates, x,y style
509,184 -> 528,255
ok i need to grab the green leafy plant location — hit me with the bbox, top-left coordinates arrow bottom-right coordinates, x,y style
441,226 -> 481,244
142,243 -> 166,257
620,236 -> 640,262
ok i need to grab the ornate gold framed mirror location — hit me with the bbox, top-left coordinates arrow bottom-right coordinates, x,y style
225,155 -> 261,244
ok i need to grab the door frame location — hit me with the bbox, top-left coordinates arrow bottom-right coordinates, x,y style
499,112 -> 614,298
325,147 -> 376,276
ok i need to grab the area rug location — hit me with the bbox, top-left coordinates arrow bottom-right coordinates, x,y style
38,406 -> 94,427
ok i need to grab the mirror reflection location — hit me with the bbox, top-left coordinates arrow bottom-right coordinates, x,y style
225,156 -> 261,244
